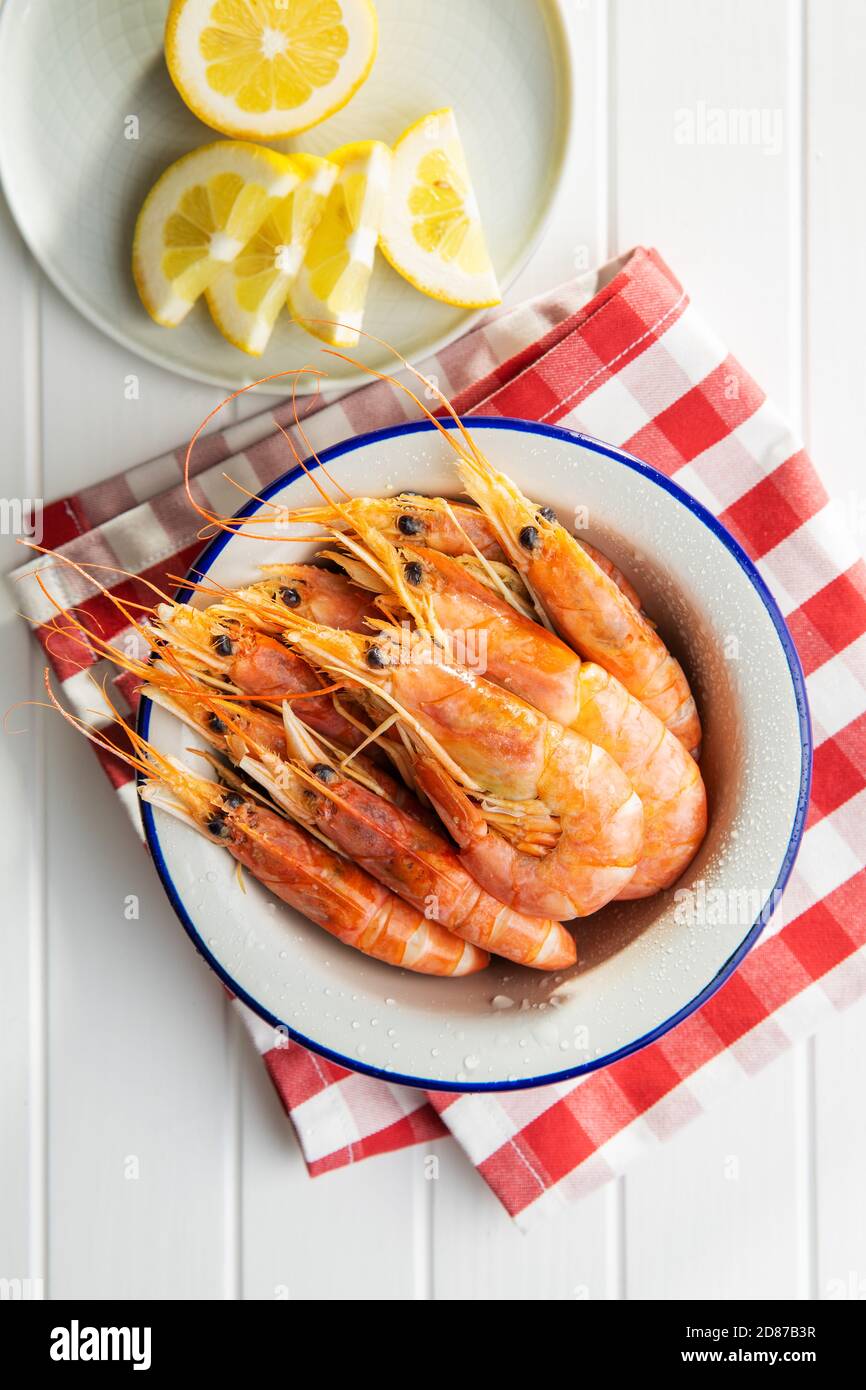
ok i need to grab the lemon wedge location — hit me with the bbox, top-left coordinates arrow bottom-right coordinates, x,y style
288,140 -> 391,347
133,141 -> 301,327
379,108 -> 500,308
165,0 -> 378,139
206,153 -> 337,355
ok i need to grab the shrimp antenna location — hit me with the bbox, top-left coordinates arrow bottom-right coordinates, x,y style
318,324 -> 493,475
288,369 -> 352,501
270,329 -> 529,620
316,330 -> 558,628
24,551 -> 195,690
230,388 -> 401,598
181,367 -> 328,540
21,546 -> 316,706
38,668 -> 175,786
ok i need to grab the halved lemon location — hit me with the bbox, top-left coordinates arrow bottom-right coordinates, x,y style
206,153 -> 337,355
379,107 -> 500,308
133,141 -> 301,327
165,0 -> 378,139
288,140 -> 391,347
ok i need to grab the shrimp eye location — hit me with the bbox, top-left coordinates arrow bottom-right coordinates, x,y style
312,763 -> 338,784
212,633 -> 234,657
280,586 -> 301,608
223,792 -> 244,810
397,514 -> 424,536
208,713 -> 227,735
206,813 -> 229,838
366,644 -> 388,669
519,525 -> 540,551
538,507 -> 557,523
404,561 -> 423,586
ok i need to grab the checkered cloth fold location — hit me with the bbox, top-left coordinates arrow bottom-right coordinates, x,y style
13,248 -> 866,1227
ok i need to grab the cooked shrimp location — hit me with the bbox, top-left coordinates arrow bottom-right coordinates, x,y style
447,456 -> 702,755
338,532 -> 706,897
286,494 -> 645,611
289,494 -> 506,560
213,568 -> 380,641
261,612 -> 644,920
152,601 -> 368,752
140,665 -> 572,965
254,562 -> 380,632
332,546 -> 540,622
28,551 -> 420,816
573,540 -> 644,616
293,349 -> 695,744
44,679 -> 486,977
143,674 -> 425,822
240,699 -> 575,968
145,683 -> 288,759
157,593 -> 430,801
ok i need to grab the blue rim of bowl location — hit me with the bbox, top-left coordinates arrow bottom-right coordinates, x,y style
139,417 -> 813,1093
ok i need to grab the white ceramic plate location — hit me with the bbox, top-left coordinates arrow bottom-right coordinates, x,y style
0,0 -> 572,393
139,419 -> 811,1091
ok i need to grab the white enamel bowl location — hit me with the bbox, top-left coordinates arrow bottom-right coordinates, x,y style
139,419 -> 811,1090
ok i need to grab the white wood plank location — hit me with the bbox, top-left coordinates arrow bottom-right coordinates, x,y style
806,0 -> 866,1301
35,279 -> 231,487
432,1140 -> 616,1300
625,1056 -> 804,1299
43,714 -> 233,1298
502,0 -> 608,303
814,1006 -> 866,1299
36,284 -> 234,1299
613,0 -> 801,416
238,1039 -> 422,1300
805,0 -> 866,522
0,196 -> 46,1296
42,734 -> 233,1299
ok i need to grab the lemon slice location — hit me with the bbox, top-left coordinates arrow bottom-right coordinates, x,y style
133,141 -> 301,327
379,108 -> 500,308
206,154 -> 337,355
288,140 -> 391,347
165,0 -> 378,139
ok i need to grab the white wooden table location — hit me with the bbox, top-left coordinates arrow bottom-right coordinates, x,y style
2,0 -> 865,1301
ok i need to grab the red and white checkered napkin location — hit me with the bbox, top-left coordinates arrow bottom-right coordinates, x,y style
13,248 -> 866,1227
